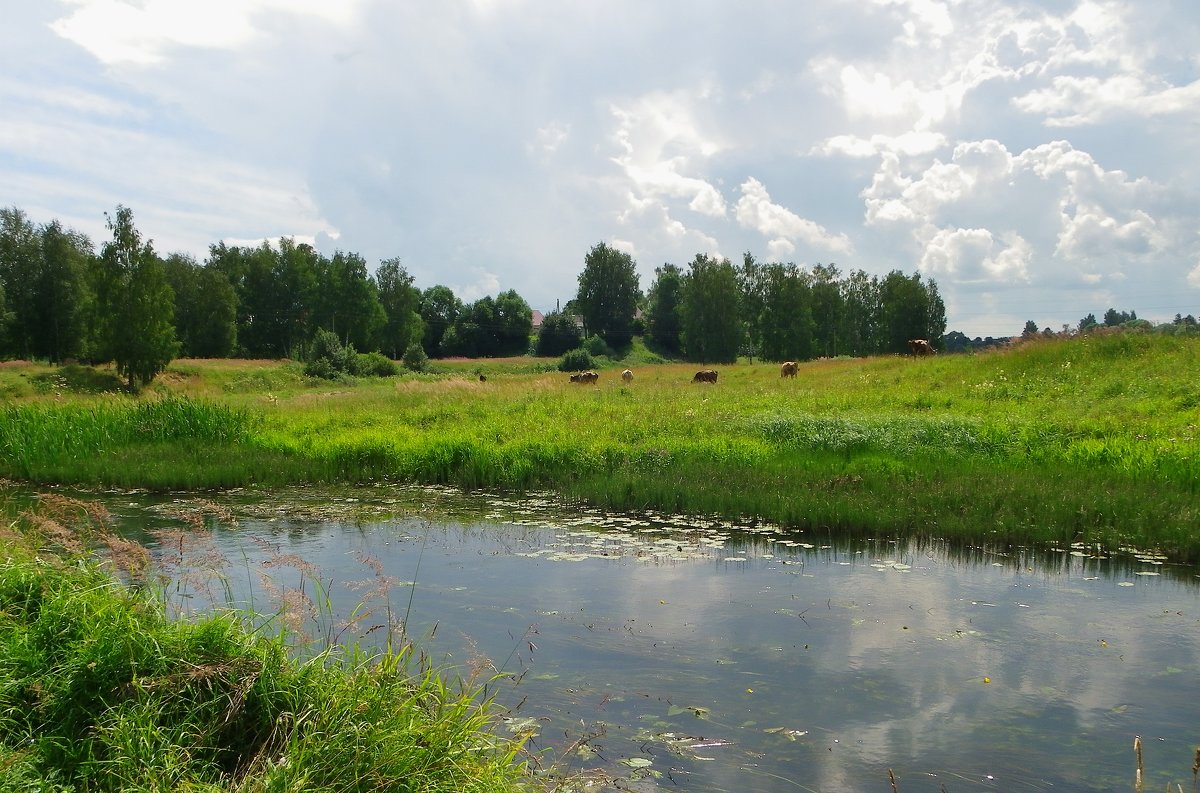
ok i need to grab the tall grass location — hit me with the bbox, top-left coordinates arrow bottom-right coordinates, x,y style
1,334 -> 1198,559
0,494 -> 532,792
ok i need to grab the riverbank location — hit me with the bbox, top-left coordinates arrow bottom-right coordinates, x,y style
0,494 -> 533,792
2,332 -> 1197,560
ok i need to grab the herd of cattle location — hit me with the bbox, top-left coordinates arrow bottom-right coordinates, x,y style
560,339 -> 935,385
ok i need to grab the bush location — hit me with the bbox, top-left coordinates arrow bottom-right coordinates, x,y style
558,349 -> 595,372
402,342 -> 429,372
582,335 -> 612,358
306,330 -> 357,379
352,352 -> 400,377
303,357 -> 341,380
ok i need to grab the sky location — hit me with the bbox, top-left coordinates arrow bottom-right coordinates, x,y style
2,0 -> 1199,338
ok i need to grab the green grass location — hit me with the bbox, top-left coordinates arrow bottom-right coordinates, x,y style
1,333 -> 1198,560
0,494 -> 532,792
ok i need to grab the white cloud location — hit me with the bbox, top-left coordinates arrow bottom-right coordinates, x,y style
814,130 -> 946,158
51,0 -> 360,64
735,178 -> 852,254
454,268 -> 502,303
766,238 -> 795,261
1188,261 -> 1200,289
609,92 -> 727,219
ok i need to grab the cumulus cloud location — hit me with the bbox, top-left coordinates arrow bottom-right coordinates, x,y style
919,228 -> 1031,282
735,178 -> 852,255
609,92 -> 727,219
860,137 -> 1185,289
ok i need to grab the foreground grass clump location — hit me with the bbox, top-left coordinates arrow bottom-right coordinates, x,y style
1,333 -> 1198,560
0,496 -> 530,792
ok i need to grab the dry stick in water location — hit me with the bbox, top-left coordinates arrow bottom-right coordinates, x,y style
888,768 -> 899,793
1135,735 -> 1144,793
1192,746 -> 1200,793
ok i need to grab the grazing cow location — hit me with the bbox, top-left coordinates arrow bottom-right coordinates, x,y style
571,371 -> 599,384
908,339 -> 936,357
692,369 -> 718,383
621,369 -> 633,384
780,361 -> 798,378
569,372 -> 582,383
478,374 -> 487,382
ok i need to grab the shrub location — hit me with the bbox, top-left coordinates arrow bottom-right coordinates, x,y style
582,335 -> 612,358
558,349 -> 595,372
352,352 -> 400,377
402,342 -> 429,372
303,357 -> 340,380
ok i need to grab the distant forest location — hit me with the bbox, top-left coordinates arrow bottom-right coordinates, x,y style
1,205 -> 1192,385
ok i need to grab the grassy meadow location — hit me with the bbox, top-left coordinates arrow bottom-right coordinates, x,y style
2,331 -> 1198,560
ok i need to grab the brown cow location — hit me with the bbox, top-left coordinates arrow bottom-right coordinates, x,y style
692,369 -> 718,383
571,370 -> 598,384
621,369 -> 633,384
780,361 -> 798,378
908,339 -> 936,356
569,372 -> 582,383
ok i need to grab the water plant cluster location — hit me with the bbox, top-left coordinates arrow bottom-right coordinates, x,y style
0,493 -> 532,792
1,332 -> 1197,560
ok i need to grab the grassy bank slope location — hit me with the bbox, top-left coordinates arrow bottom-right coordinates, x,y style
1,333 -> 1197,559
0,495 -> 531,792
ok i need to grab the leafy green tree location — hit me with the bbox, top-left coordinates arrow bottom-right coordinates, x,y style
275,239 -> 321,358
1022,320 -> 1040,338
535,310 -> 582,356
758,263 -> 816,362
680,254 -> 742,363
95,206 -> 179,389
375,257 -> 424,359
645,264 -> 684,356
0,270 -> 7,351
1079,313 -> 1099,332
163,253 -> 237,358
420,285 -> 463,357
494,289 -> 533,355
876,270 -> 946,354
810,263 -> 842,357
35,221 -> 94,362
736,253 -> 766,360
838,269 -> 879,356
442,297 -> 497,357
1104,308 -> 1137,326
0,207 -> 41,358
232,242 -> 284,357
315,250 -> 385,351
576,242 -> 640,348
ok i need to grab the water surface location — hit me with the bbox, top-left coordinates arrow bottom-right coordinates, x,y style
91,485 -> 1200,791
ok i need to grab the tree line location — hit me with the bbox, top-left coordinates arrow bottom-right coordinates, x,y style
572,243 -> 947,364
1,204 -> 948,387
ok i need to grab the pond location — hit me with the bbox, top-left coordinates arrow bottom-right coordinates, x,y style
74,485 -> 1200,791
